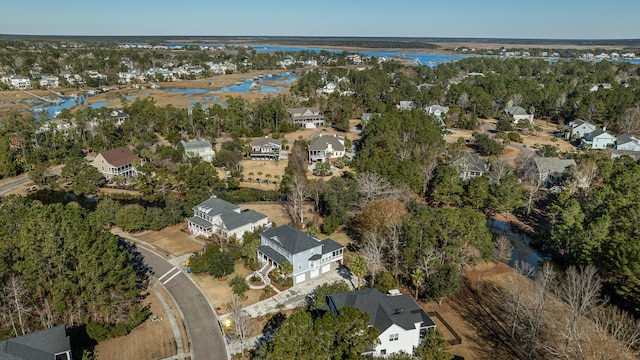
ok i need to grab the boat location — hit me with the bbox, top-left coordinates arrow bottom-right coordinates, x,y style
249,82 -> 261,91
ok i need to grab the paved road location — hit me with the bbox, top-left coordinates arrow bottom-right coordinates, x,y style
136,246 -> 228,360
0,176 -> 30,195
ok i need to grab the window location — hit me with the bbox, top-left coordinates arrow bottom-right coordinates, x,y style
298,264 -> 302,270
389,333 -> 399,341
380,349 -> 387,355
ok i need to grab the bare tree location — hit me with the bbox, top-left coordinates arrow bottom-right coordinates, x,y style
550,265 -> 604,358
228,296 -> 253,352
493,236 -> 513,264
419,160 -> 437,197
586,103 -> 599,122
592,305 -> 640,358
568,160 -> 599,197
287,173 -> 308,227
555,93 -> 567,119
487,159 -> 513,185
361,232 -> 386,288
521,262 -> 554,359
510,93 -> 524,107
356,172 -> 400,209
617,107 -> 640,136
521,164 -> 544,216
457,92 -> 470,111
506,260 -> 536,339
306,179 -> 325,212
2,273 -> 31,337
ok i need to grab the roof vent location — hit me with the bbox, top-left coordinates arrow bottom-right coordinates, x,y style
388,289 -> 401,296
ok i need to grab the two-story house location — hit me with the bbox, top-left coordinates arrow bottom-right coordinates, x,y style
0,325 -> 72,360
581,128 -> 616,149
612,133 -> 640,159
188,195 -> 270,241
181,139 -> 216,162
452,151 -> 486,181
504,106 -> 534,125
249,137 -> 282,161
257,225 -> 344,285
565,119 -> 596,140
308,134 -> 346,163
91,146 -> 139,179
287,107 -> 325,128
327,289 -> 437,357
529,157 -> 576,188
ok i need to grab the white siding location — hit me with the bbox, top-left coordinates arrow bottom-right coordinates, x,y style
375,324 -> 421,356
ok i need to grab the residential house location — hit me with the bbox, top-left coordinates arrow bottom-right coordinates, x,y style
8,75 -> 31,89
249,137 -> 282,161
309,134 -> 345,163
181,139 -> 216,162
612,134 -> 640,159
424,105 -> 449,119
287,107 -> 325,128
0,325 -> 72,360
91,146 -> 139,179
529,157 -> 576,188
257,225 -> 344,285
397,101 -> 418,111
565,119 -> 596,140
187,195 -> 269,240
38,75 -> 59,88
504,106 -> 534,124
110,109 -> 128,126
321,82 -> 337,94
581,128 -> 616,149
452,151 -> 486,180
327,289 -> 436,357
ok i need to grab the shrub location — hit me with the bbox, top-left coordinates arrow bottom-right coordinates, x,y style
229,274 -> 250,298
208,250 -> 235,278
322,215 -> 340,234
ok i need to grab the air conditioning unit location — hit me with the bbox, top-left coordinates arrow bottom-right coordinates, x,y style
387,289 -> 401,296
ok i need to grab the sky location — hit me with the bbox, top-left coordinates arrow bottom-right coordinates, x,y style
1,0 -> 638,39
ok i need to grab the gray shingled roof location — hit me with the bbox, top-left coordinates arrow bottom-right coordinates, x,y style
532,157 -> 576,175
453,151 -> 486,172
220,210 -> 268,231
187,216 -> 213,229
505,106 -> 529,116
321,238 -> 344,255
250,137 -> 282,148
328,289 -> 435,333
309,135 -> 345,152
616,134 -> 637,145
181,140 -> 213,151
0,325 -> 70,360
193,196 -> 239,217
257,245 -> 289,265
287,107 -> 320,116
261,225 -> 322,254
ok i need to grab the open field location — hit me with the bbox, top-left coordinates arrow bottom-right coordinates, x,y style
190,262 -> 262,314
94,285 -> 177,360
136,224 -> 204,256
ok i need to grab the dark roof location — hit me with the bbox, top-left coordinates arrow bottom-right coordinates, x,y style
250,137 -> 282,148
193,196 -> 239,217
321,238 -> 344,254
328,289 -> 435,333
261,225 -> 322,254
309,254 -> 322,260
220,210 -> 268,231
100,146 -> 137,167
586,128 -> 614,139
187,216 -> 213,229
0,325 -> 71,360
616,133 -> 637,145
309,135 -> 345,152
192,196 -> 268,232
453,151 -> 486,172
257,245 -> 289,266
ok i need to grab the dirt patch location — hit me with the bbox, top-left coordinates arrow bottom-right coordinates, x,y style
98,187 -> 141,196
240,202 -> 291,228
94,287 -> 176,360
136,224 -> 204,257
240,159 -> 287,191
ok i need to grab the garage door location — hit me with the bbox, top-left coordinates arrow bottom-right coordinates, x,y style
321,264 -> 331,273
295,274 -> 306,284
310,269 -> 319,278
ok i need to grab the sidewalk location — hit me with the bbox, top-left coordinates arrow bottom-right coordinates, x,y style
221,266 -> 357,320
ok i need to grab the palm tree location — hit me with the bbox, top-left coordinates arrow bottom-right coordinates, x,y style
350,256 -> 367,289
410,268 -> 425,299
280,261 -> 293,280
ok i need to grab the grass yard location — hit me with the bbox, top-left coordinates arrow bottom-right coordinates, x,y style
136,224 -> 204,257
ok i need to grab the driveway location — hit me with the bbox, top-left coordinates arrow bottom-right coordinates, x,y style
135,245 -> 228,360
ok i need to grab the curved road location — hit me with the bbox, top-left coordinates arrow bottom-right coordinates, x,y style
136,246 -> 228,360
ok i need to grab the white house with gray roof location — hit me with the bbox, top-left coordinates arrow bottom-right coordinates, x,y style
0,324 -> 72,359
565,119 -> 596,140
181,139 -> 216,162
309,134 -> 346,163
249,137 -> 282,161
612,134 -> 640,159
188,195 -> 269,241
287,107 -> 325,128
327,289 -> 436,357
452,151 -> 486,181
504,106 -> 534,124
581,128 -> 616,149
257,225 -> 344,285
529,157 -> 576,188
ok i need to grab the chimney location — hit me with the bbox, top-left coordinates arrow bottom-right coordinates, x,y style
602,126 -> 606,131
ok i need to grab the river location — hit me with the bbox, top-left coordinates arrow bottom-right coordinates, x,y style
487,219 -> 545,271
